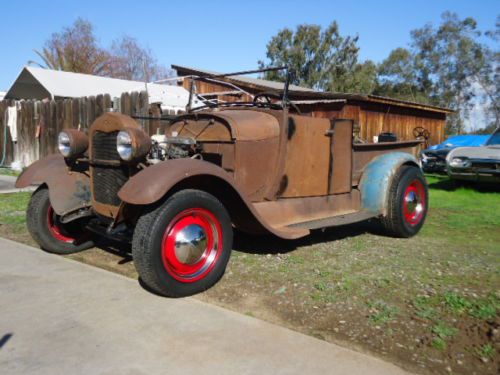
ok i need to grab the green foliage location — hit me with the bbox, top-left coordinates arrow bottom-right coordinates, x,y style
476,343 -> 494,359
432,323 -> 459,339
432,337 -> 447,351
259,13 -> 498,134
258,22 -> 377,94
368,300 -> 399,324
376,12 -> 498,134
444,292 -> 473,314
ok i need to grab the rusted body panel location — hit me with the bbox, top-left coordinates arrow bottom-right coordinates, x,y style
168,109 -> 282,201
88,113 -> 144,218
280,115 -> 331,197
117,158 -> 309,240
16,154 -> 91,215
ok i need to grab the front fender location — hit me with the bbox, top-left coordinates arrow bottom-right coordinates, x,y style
358,152 -> 419,216
118,159 -> 308,240
16,154 -> 91,215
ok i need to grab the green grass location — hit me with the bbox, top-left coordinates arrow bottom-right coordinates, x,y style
0,192 -> 30,226
0,167 -> 21,177
368,300 -> 399,325
476,343 -> 494,359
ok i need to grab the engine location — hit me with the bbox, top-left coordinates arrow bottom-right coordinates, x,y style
147,133 -> 201,164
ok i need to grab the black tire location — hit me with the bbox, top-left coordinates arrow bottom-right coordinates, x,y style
380,165 -> 428,238
132,189 -> 233,297
26,188 -> 94,254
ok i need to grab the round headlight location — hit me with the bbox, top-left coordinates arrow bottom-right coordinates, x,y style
57,129 -> 89,158
449,157 -> 471,168
117,131 -> 133,161
58,132 -> 71,157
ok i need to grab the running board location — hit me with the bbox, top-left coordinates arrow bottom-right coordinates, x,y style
287,210 -> 376,230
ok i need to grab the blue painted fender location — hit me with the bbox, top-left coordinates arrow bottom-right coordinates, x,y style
358,152 -> 420,216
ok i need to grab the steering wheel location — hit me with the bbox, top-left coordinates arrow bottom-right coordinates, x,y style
253,92 -> 302,114
413,126 -> 431,149
413,126 -> 430,140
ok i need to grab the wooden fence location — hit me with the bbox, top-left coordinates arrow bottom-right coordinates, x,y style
0,91 -> 163,167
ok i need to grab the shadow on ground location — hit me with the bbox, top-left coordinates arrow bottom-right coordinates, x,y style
232,219 -> 384,254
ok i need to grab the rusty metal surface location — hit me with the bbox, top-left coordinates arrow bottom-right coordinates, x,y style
330,119 -> 353,194
170,109 -> 280,141
15,154 -> 91,215
280,115 -> 331,197
352,141 -> 421,184
253,190 -> 361,228
62,128 -> 89,157
117,158 -> 309,240
88,113 -> 143,218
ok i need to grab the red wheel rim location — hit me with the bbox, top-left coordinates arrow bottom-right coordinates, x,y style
402,179 -> 426,226
161,208 -> 223,283
47,206 -> 76,243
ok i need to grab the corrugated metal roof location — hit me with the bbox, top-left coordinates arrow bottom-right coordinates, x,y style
172,64 -> 453,114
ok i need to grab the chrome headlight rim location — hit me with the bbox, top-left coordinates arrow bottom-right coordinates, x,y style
116,130 -> 133,161
57,129 -> 89,159
58,131 -> 72,157
449,157 -> 472,168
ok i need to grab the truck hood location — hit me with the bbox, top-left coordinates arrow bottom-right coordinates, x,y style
449,146 -> 500,160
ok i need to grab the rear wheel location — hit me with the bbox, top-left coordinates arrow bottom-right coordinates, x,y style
27,188 -> 94,254
381,165 -> 428,237
132,189 -> 233,297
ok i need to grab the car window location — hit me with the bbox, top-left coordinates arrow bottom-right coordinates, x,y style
486,129 -> 500,145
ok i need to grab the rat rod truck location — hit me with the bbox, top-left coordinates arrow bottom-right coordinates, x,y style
16,67 -> 428,297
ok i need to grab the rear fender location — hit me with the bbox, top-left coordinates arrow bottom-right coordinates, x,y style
16,154 -> 91,215
358,152 -> 420,216
118,159 -> 308,240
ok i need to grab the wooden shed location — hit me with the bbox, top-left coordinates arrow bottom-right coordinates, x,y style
172,65 -> 452,146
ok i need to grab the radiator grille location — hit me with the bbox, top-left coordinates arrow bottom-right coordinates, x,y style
92,131 -> 120,160
91,131 -> 128,206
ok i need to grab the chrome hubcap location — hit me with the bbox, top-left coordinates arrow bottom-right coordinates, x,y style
174,224 -> 208,265
404,190 -> 423,216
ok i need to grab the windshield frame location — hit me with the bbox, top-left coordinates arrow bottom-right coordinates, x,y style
186,66 -> 291,112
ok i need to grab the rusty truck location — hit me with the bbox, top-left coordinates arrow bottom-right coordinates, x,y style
16,67 -> 428,297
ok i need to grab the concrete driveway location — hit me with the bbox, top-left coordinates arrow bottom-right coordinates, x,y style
0,238 -> 412,375
0,175 -> 35,194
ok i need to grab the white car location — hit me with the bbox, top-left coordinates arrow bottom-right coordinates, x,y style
446,128 -> 500,183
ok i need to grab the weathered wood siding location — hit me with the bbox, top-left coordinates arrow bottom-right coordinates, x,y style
0,92 -> 151,167
181,79 -> 447,146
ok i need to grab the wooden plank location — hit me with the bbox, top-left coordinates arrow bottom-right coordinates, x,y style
87,96 -> 96,126
139,91 -> 149,133
96,94 -> 104,118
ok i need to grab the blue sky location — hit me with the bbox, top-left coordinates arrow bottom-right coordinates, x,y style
0,0 -> 498,91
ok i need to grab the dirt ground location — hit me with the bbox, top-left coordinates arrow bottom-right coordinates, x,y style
1,176 -> 498,375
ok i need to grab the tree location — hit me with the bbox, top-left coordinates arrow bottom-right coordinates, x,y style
258,22 -> 377,93
377,12 -> 497,134
109,36 -> 171,82
477,16 -> 500,131
31,19 -> 170,81
30,18 -> 111,76
375,48 -> 432,104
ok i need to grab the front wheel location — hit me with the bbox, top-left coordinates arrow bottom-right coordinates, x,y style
26,188 -> 94,254
380,165 -> 428,238
132,189 -> 233,297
